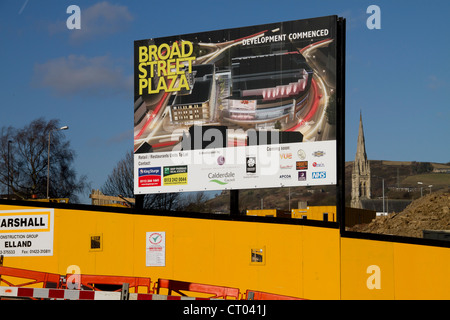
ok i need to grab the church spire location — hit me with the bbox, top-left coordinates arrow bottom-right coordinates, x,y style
355,111 -> 368,167
351,111 -> 371,208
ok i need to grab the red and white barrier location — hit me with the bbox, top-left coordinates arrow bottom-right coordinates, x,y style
129,293 -> 215,300
0,286 -> 218,300
0,286 -> 121,300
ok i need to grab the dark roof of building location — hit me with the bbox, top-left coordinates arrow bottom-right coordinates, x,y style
360,199 -> 412,213
173,79 -> 211,105
192,64 -> 214,79
230,52 -> 312,94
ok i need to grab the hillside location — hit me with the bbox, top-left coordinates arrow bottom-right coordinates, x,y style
345,160 -> 450,204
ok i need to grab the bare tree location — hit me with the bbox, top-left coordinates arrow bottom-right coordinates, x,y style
0,118 -> 88,202
181,191 -> 209,212
102,151 -> 134,198
146,192 -> 181,211
102,150 -> 181,211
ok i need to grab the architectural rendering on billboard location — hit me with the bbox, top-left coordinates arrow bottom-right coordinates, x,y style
134,15 -> 340,195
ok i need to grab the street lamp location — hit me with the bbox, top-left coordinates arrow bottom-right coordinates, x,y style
257,194 -> 264,210
428,185 -> 433,194
373,175 -> 385,214
288,187 -> 292,211
47,126 -> 69,199
417,182 -> 423,197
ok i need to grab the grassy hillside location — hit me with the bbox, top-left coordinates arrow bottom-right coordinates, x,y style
402,173 -> 450,188
345,160 -> 450,204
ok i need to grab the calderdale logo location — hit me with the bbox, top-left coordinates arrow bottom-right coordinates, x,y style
208,172 -> 235,185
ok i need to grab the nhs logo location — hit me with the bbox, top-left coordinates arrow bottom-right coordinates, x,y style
312,172 -> 326,179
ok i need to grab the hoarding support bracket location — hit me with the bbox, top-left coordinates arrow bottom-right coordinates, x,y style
230,190 -> 239,215
121,283 -> 130,300
135,195 -> 144,210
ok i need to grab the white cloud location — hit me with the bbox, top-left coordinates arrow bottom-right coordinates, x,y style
18,0 -> 29,15
48,1 -> 133,43
107,129 -> 133,145
70,1 -> 133,43
33,54 -> 132,97
338,9 -> 367,31
427,75 -> 448,90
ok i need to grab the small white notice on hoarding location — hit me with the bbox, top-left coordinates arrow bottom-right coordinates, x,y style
146,231 -> 165,267
0,209 -> 54,257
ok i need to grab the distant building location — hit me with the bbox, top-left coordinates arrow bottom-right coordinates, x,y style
433,168 -> 450,173
229,52 -> 312,102
224,52 -> 313,125
350,114 -> 412,214
169,64 -> 216,124
351,113 -> 371,209
360,199 -> 412,215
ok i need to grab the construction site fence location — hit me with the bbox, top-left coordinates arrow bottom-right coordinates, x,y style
0,266 -> 305,300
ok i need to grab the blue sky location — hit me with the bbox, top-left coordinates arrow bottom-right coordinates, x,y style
1,0 -> 449,203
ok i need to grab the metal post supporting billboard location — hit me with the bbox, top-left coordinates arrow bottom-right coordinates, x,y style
336,17 -> 346,234
230,190 -> 239,215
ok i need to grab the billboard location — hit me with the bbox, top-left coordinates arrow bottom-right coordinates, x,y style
134,16 -> 340,195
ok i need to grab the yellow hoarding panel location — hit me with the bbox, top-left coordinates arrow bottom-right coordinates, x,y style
291,206 -> 336,222
393,243 -> 450,300
3,203 -> 450,299
1,204 -> 341,299
340,237 -> 395,300
302,226 -> 340,299
340,237 -> 450,300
